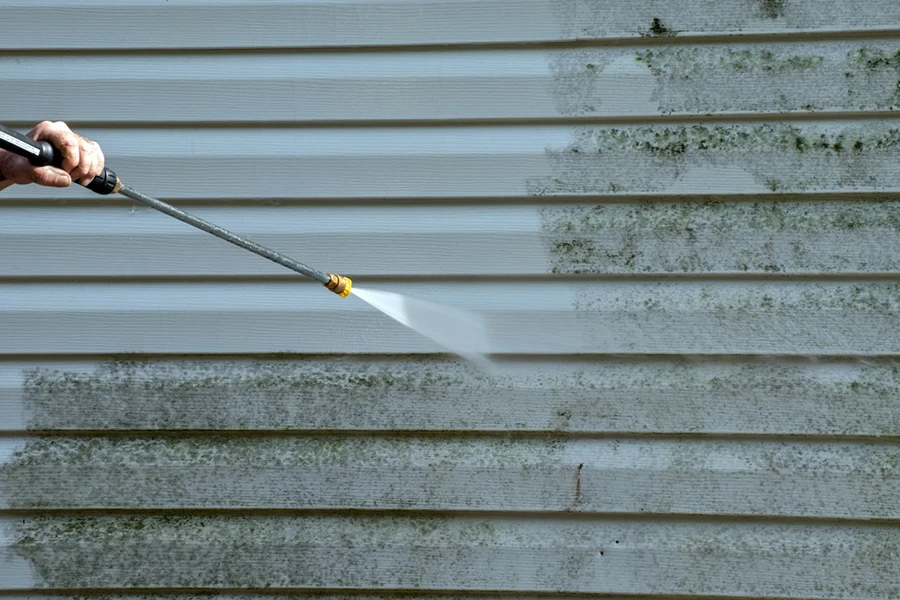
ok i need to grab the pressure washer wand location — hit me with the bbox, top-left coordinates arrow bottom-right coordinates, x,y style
0,123 -> 352,298
115,185 -> 352,296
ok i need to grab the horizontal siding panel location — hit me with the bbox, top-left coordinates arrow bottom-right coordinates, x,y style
4,41 -> 900,123
0,203 -> 549,277
3,1 -> 900,50
2,436 -> 899,518
4,357 -> 898,436
4,121 -> 900,201
0,368 -> 24,432
4,199 -> 900,277
2,281 -> 900,355
1,0 -> 567,50
2,515 -> 898,596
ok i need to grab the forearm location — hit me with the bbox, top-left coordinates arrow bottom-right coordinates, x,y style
0,177 -> 12,192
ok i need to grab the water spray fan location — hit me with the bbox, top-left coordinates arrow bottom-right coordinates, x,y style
0,124 -> 490,366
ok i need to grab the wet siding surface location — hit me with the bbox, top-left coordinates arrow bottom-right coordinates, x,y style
1,1 -> 900,598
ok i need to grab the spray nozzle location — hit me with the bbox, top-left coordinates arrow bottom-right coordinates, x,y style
325,273 -> 353,298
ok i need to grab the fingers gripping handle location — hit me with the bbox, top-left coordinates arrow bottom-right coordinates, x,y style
39,140 -> 120,195
0,123 -> 119,195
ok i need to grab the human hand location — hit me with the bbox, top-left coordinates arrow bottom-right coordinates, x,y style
0,121 -> 105,188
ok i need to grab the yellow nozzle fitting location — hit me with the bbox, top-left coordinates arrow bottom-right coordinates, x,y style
324,273 -> 353,298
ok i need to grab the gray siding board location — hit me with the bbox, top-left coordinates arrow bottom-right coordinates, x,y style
4,358 -> 898,436
3,281 -> 900,355
4,199 -> 900,277
4,121 -> 900,202
3,436 -> 899,518
3,40 -> 900,123
2,515 -> 898,597
4,1 -> 900,50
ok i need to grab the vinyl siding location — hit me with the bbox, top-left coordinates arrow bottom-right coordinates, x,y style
1,1 -> 899,598
3,40 -> 900,123
2,0 -> 900,50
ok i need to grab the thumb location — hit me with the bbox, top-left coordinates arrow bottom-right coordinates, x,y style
31,166 -> 72,188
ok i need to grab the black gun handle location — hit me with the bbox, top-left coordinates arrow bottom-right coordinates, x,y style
0,123 -> 119,195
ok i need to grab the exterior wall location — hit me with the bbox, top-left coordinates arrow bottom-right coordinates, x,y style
1,1 -> 899,597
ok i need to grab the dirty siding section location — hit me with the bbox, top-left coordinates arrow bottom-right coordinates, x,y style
2,0 -> 900,598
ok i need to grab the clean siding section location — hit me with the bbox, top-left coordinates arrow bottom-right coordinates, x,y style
1,1 -> 899,598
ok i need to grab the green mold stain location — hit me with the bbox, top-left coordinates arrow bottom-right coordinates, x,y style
632,43 -> 900,114
547,50 -> 611,116
527,123 -> 900,197
0,434 -> 568,510
852,48 -> 900,71
0,435 -> 562,471
761,0 -> 785,19
540,197 -> 900,275
19,358 -> 493,431
690,282 -> 900,312
851,47 -> 900,106
5,515 -> 501,589
645,17 -> 676,37
637,48 -> 825,78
